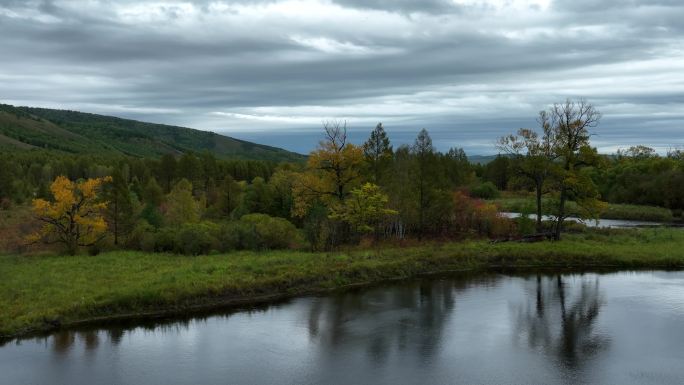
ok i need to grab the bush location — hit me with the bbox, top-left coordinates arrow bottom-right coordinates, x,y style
470,182 -> 500,199
215,221 -> 246,252
124,215 -> 304,255
126,220 -> 157,252
240,213 -> 304,250
176,222 -> 220,255
153,227 -> 177,253
152,222 -> 221,255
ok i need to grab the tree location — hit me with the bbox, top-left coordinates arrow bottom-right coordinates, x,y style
165,179 -> 201,225
0,158 -> 13,208
29,175 -> 111,255
268,168 -> 297,220
617,145 -> 656,159
444,147 -> 473,187
103,169 -> 135,245
143,178 -> 164,207
293,121 -> 364,217
411,128 -> 435,239
177,152 -> 203,193
330,183 -> 397,236
241,176 -> 274,215
498,125 -> 556,232
363,122 -> 393,184
483,155 -> 511,191
217,175 -> 244,217
158,154 -> 177,193
545,99 -> 604,240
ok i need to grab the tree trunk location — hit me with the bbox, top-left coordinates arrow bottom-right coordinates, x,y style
554,186 -> 567,240
535,179 -> 543,233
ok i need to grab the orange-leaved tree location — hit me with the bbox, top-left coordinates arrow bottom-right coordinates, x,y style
29,175 -> 111,255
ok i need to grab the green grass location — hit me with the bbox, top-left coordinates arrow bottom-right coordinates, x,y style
493,196 -> 674,222
2,228 -> 684,338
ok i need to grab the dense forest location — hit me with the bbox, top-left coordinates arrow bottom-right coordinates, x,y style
0,104 -> 303,161
1,99 -> 683,255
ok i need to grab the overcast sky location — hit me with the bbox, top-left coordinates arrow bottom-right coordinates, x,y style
1,0 -> 683,155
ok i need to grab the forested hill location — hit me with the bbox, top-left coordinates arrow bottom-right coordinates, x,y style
0,104 -> 304,162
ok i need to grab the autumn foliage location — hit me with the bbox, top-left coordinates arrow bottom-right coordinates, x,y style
29,175 -> 111,255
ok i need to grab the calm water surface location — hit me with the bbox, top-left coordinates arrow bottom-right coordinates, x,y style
2,271 -> 684,385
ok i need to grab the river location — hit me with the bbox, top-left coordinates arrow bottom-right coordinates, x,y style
2,271 -> 684,384
500,212 -> 669,228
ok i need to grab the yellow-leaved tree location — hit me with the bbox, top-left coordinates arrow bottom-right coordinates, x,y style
292,120 -> 364,217
29,175 -> 111,255
329,183 -> 397,236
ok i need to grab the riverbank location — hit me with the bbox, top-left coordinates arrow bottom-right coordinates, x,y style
2,228 -> 684,339
491,195 -> 676,222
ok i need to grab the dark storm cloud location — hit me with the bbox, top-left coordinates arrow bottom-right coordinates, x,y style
0,0 -> 683,154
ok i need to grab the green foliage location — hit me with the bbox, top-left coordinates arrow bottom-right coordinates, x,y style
175,222 -> 221,255
363,122 -> 393,184
470,181 -> 500,199
330,183 -> 397,234
164,179 -> 201,225
240,213 -> 304,250
482,155 -> 512,190
4,228 -> 684,337
103,169 -> 137,245
0,104 -> 304,162
494,196 -> 674,222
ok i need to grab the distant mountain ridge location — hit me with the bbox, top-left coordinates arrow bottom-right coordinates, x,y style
0,104 -> 304,162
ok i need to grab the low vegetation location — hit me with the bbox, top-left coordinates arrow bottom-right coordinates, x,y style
2,228 -> 683,339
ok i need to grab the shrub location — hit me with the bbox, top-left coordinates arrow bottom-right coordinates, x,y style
176,222 -> 220,255
154,227 -> 177,253
470,182 -> 500,199
452,191 -> 513,237
126,220 -> 156,252
215,221 -> 245,252
240,213 -> 304,250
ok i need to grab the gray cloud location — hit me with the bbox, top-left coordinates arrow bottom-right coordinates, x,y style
0,0 -> 683,155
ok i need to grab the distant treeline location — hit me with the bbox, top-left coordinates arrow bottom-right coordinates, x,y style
479,146 -> 684,215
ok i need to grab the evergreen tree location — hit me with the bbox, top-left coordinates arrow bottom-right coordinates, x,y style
158,154 -> 177,193
104,169 -> 135,245
411,129 -> 435,239
362,122 -> 393,184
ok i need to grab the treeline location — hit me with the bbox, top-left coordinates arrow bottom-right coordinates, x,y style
3,98 -> 684,255
478,146 -> 684,216
0,151 -> 278,207
3,121 -> 515,255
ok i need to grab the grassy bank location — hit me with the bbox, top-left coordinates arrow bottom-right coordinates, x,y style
2,228 -> 684,339
493,196 -> 675,222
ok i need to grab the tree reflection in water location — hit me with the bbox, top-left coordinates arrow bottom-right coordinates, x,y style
514,274 -> 610,369
305,276 -> 494,365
